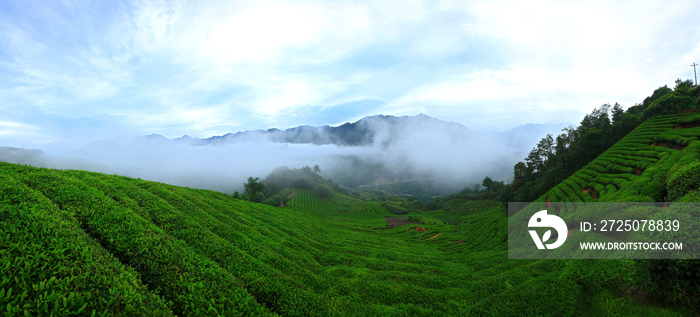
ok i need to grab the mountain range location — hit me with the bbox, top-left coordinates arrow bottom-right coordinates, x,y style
131,114 -> 570,150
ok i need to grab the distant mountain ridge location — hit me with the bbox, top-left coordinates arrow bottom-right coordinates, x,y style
163,113 -> 471,146
144,114 -> 567,148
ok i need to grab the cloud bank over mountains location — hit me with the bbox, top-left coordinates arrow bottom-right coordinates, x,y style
2,114 -> 571,194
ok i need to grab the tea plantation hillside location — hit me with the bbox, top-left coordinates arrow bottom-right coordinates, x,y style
510,113 -> 700,229
3,161 -> 692,315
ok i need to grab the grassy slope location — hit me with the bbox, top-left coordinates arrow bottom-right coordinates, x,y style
2,114 -> 698,316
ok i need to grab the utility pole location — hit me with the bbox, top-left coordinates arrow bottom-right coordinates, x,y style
693,62 -> 698,86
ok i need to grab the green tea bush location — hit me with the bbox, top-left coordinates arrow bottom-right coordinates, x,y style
561,259 -> 636,291
606,164 -> 635,174
676,114 -> 700,126
472,272 -> 580,317
0,174 -> 174,316
574,171 -> 595,183
667,141 -> 700,177
15,170 -> 269,316
590,182 -> 606,193
570,175 -> 588,190
666,161 -> 700,201
637,259 -> 700,314
588,163 -> 607,174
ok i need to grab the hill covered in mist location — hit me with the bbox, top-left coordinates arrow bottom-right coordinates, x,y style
3,114 -> 570,197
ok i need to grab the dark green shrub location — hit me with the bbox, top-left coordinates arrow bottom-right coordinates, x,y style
643,93 -> 697,119
312,184 -> 332,199
293,177 -> 314,190
637,259 -> 700,314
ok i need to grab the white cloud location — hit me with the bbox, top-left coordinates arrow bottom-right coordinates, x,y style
0,121 -> 54,143
206,2 -> 329,63
2,0 -> 699,148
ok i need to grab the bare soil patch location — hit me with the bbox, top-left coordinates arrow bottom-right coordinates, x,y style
583,187 -> 599,200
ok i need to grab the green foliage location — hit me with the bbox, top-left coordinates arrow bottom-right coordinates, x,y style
312,183 -> 332,199
259,165 -> 368,207
292,177 -> 314,190
674,78 -> 695,92
560,259 -> 636,291
471,272 -> 580,317
0,175 -> 174,316
666,161 -> 700,201
381,202 -> 410,215
406,215 -> 421,223
637,259 -> 700,313
244,177 -> 266,203
643,85 -> 673,109
676,114 -> 700,126
287,189 -> 392,216
643,93 -> 697,119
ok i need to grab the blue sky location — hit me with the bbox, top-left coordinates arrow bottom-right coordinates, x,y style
1,0 -> 699,153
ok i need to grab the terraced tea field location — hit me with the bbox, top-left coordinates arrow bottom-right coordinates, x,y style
3,113 -> 700,316
457,199 -> 500,211
544,114 -> 698,205
287,189 -> 393,216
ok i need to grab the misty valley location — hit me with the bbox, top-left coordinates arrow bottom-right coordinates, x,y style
2,82 -> 700,316
0,114 -> 570,199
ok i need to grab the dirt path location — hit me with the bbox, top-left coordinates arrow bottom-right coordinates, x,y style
423,233 -> 443,240
280,191 -> 296,207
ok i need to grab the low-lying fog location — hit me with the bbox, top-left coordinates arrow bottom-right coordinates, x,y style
0,115 -> 570,195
